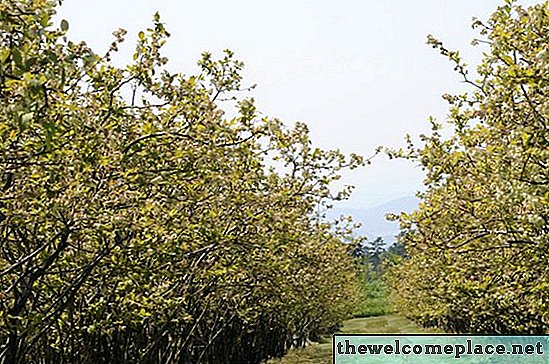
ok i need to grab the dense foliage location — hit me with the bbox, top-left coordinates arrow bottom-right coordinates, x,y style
0,1 -> 363,362
352,238 -> 405,318
388,1 -> 549,333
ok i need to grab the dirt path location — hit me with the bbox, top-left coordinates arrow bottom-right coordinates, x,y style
267,314 -> 438,364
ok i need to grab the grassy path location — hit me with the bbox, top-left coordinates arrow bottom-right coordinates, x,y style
267,315 -> 438,364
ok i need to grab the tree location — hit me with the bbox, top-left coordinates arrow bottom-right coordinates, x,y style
366,237 -> 386,273
387,0 -> 549,333
0,1 -> 363,362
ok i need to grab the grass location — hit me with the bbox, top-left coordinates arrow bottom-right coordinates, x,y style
352,273 -> 391,317
267,269 -> 438,363
266,315 -> 439,364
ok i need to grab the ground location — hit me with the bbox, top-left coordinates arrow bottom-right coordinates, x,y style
267,314 -> 439,364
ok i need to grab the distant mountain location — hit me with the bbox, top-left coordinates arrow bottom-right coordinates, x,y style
327,195 -> 420,245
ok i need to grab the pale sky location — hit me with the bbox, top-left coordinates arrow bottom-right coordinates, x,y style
56,0 -> 536,209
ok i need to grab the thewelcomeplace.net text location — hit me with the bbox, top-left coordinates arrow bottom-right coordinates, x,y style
334,336 -> 549,363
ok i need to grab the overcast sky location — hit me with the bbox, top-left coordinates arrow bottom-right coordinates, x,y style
56,0 -> 535,209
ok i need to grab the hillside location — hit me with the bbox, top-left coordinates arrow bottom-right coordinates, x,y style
328,196 -> 419,244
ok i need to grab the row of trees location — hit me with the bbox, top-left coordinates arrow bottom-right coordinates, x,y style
0,1 -> 363,362
388,0 -> 549,333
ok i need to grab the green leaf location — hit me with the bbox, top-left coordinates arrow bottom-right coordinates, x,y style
0,49 -> 9,63
501,55 -> 514,65
12,48 -> 22,66
60,19 -> 69,32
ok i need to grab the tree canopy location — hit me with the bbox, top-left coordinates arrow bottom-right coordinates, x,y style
388,0 -> 549,334
0,1 -> 364,362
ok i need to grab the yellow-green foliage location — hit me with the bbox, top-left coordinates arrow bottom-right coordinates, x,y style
0,1 -> 362,362
388,1 -> 549,334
